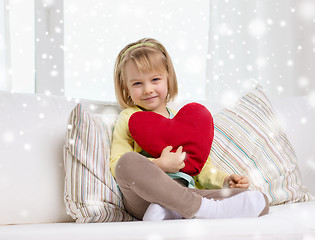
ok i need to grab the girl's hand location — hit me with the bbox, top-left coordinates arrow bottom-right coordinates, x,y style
224,174 -> 249,189
153,146 -> 186,173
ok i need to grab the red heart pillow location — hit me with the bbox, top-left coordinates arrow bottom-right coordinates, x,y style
128,103 -> 214,176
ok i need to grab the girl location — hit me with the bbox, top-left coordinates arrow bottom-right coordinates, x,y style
110,38 -> 269,221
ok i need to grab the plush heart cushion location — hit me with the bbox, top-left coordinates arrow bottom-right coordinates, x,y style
128,103 -> 214,176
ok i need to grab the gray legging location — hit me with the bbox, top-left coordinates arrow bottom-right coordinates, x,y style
115,152 -> 269,220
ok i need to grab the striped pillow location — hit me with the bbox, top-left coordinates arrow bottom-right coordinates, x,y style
210,86 -> 313,205
64,103 -> 134,222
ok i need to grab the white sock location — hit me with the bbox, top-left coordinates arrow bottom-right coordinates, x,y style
194,191 -> 266,219
143,203 -> 182,221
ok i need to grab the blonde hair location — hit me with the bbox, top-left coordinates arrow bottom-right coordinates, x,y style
114,38 -> 178,109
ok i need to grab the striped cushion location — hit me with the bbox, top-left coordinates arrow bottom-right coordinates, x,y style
210,86 -> 313,205
64,103 -> 134,222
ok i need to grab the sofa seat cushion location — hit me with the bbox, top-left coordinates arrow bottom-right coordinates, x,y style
1,201 -> 315,239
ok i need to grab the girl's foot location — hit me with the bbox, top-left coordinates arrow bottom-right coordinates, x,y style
143,203 -> 182,221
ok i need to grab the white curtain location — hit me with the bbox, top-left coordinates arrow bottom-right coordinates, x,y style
0,0 -> 34,93
0,0 -> 10,91
206,0 -> 315,105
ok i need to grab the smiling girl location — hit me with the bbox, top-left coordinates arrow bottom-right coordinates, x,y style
110,38 -> 269,221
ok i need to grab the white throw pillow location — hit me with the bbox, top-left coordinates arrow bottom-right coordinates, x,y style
210,86 -> 313,205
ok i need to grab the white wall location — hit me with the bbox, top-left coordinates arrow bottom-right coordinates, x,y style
206,0 -> 315,105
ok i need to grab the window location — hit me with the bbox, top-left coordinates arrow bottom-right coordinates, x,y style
2,0 -> 209,102
64,0 -> 210,102
3,1 -> 313,101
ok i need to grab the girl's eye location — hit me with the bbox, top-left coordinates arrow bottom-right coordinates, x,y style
152,78 -> 160,82
133,82 -> 141,86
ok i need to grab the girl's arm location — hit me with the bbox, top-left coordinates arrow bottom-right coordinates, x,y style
110,110 -> 136,178
193,156 -> 229,189
194,157 -> 249,189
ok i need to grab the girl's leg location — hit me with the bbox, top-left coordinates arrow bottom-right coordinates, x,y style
190,188 -> 269,217
115,152 -> 269,220
143,183 -> 269,220
115,152 -> 202,220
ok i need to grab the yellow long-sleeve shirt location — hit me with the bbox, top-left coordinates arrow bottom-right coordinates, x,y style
109,106 -> 228,189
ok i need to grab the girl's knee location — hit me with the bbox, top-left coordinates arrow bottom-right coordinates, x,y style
115,152 -> 142,180
259,192 -> 270,216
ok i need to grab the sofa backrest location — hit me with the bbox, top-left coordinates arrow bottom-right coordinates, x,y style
1,90 -> 314,225
270,96 -> 315,196
0,91 -> 120,225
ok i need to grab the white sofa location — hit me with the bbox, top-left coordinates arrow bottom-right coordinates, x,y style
0,90 -> 315,240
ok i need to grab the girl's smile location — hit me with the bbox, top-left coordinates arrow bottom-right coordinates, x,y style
142,96 -> 158,101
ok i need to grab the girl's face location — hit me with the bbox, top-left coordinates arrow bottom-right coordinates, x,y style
124,60 -> 169,117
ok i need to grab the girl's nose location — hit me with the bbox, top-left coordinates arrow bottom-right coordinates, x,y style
144,84 -> 154,94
